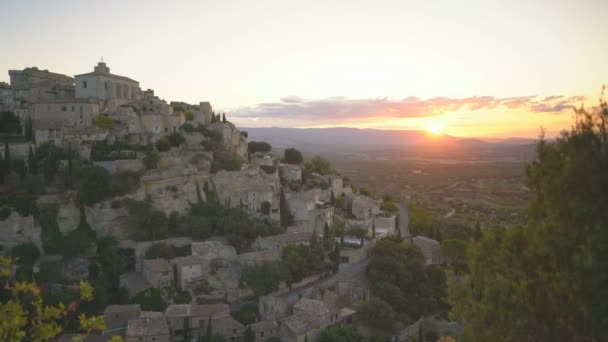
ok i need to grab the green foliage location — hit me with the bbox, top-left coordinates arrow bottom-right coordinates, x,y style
243,262 -> 289,296
90,141 -> 151,161
144,243 -> 190,259
260,165 -> 276,174
318,325 -> 364,342
78,166 -> 112,205
184,111 -> 195,121
367,240 -> 448,322
133,288 -> 166,311
23,173 -> 45,196
211,151 -> 243,172
63,207 -> 96,258
260,201 -> 271,215
34,143 -> 63,184
233,304 -> 259,325
12,243 -> 40,265
358,297 -> 396,331
79,166 -> 141,205
155,137 -> 171,152
181,123 -> 196,132
284,148 -> 303,164
143,151 -> 160,169
440,239 -> 468,270
409,204 -> 442,241
0,110 -> 22,134
447,98 -> 608,341
0,206 -> 10,220
309,155 -> 332,175
167,132 -> 186,147
0,193 -> 36,216
380,201 -> 399,213
37,205 -> 64,254
92,114 -> 118,129
248,141 -> 272,154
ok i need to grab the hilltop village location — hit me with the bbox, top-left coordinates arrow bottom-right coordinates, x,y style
0,62 -> 447,342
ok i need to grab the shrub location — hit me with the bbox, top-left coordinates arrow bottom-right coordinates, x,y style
12,243 -> 40,265
211,151 -> 243,173
133,288 -> 166,311
79,166 -> 112,205
181,123 -> 196,132
143,152 -> 160,169
167,132 -> 185,147
0,207 -> 11,220
92,115 -> 118,129
261,201 -> 271,215
260,165 -> 276,174
248,141 -> 271,154
155,138 -> 171,152
184,111 -> 195,121
0,111 -> 22,134
111,199 -> 124,209
284,148 -> 303,164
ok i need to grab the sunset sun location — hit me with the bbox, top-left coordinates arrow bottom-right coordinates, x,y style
426,121 -> 445,135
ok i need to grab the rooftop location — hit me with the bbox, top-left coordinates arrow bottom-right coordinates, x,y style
282,312 -> 322,335
142,258 -> 172,273
126,317 -> 169,337
256,231 -> 312,245
293,298 -> 330,316
164,303 -> 230,319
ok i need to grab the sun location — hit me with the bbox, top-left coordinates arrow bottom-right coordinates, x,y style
426,121 -> 444,135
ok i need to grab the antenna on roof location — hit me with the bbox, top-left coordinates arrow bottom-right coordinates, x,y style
101,57 -> 104,62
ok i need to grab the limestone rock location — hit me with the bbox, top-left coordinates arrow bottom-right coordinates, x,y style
84,202 -> 131,239
0,211 -> 41,252
209,122 -> 248,159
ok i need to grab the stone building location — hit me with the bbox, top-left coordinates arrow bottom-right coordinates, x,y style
104,304 -> 142,330
0,82 -> 15,111
351,195 -> 381,220
326,175 -> 344,197
412,236 -> 441,265
279,298 -> 339,342
125,316 -> 170,342
170,255 -> 207,290
287,191 -> 334,233
249,320 -> 280,342
75,61 -> 142,111
164,304 -> 236,340
142,258 -> 173,288
373,212 -> 397,238
9,66 -> 74,104
212,168 -> 281,214
280,164 -> 302,183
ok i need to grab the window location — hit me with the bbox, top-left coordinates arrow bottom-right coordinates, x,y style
71,106 -> 74,112
61,106 -> 67,111
261,332 -> 265,337
105,81 -> 108,89
83,81 -> 87,88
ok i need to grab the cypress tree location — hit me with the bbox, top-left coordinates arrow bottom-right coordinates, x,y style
323,222 -> 329,241
372,218 -> 376,238
206,315 -> 213,341
27,146 -> 37,174
0,152 -> 4,184
195,182 -> 203,204
4,143 -> 11,174
330,190 -> 335,206
222,113 -> 226,122
418,322 -> 424,342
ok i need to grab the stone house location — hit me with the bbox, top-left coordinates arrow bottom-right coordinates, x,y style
280,164 -> 302,183
287,191 -> 334,233
142,258 -> 173,288
164,304 -> 233,340
119,272 -> 152,299
279,298 -> 339,342
351,195 -> 381,220
104,304 -> 141,330
249,320 -> 279,342
0,81 -> 15,111
412,236 -> 441,265
34,119 -> 64,146
373,212 -> 397,238
326,175 -> 344,197
212,168 -> 280,213
250,152 -> 275,167
30,98 -> 100,128
170,255 -> 207,290
125,316 -> 170,342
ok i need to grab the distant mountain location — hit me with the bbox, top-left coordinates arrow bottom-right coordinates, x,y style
240,126 -> 536,161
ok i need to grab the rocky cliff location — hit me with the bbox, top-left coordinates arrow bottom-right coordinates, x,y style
209,122 -> 248,159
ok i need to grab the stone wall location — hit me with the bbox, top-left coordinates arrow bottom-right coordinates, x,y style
0,212 -> 41,253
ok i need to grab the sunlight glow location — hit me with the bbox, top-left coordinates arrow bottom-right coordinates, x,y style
426,121 -> 444,135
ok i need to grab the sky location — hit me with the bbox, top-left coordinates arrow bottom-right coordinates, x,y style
1,0 -> 607,137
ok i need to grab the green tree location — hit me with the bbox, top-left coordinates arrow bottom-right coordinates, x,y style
247,141 -> 272,155
222,113 -> 226,122
133,288 -> 166,311
79,166 -> 112,205
244,327 -> 255,342
92,114 -> 118,129
155,138 -> 171,152
261,201 -> 271,215
167,132 -> 185,147
283,148 -> 303,164
447,97 -> 608,341
310,155 -> 331,174
358,297 -> 396,332
318,325 -> 364,342
0,111 -> 22,134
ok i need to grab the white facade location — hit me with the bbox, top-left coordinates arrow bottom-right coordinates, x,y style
75,61 -> 141,109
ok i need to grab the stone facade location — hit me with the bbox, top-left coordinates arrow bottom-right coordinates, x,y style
171,255 -> 207,290
142,258 -> 173,288
9,67 -> 74,104
75,61 -> 142,111
412,236 -> 441,265
351,195 -> 381,220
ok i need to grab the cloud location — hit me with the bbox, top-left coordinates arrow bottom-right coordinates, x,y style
229,94 -> 585,125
